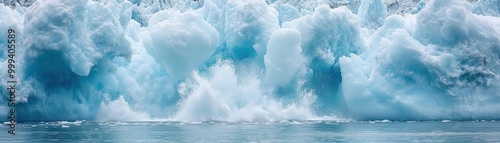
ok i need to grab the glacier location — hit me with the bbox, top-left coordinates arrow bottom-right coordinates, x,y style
1,0 -> 500,122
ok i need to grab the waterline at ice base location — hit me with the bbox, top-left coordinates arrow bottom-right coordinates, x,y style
1,0 -> 500,122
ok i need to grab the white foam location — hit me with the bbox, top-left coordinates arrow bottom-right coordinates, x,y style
96,96 -> 150,121
175,61 -> 317,122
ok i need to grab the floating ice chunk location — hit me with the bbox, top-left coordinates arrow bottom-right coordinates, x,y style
143,9 -> 220,79
57,120 -> 83,125
264,28 -> 303,86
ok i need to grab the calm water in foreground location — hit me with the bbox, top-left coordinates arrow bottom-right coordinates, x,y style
0,121 -> 499,142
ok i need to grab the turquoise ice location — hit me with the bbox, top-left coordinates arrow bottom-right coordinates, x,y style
0,0 -> 499,122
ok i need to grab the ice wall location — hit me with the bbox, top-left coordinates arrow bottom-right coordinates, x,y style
1,0 -> 500,121
341,0 -> 500,120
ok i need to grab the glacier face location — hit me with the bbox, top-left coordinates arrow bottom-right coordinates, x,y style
1,0 -> 500,121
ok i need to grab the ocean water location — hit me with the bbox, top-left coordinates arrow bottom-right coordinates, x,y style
2,121 -> 500,142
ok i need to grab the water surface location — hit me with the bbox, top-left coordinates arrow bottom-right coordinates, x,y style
1,121 -> 499,142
